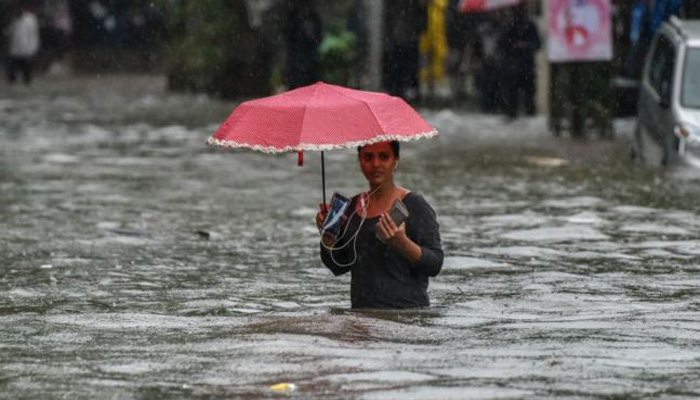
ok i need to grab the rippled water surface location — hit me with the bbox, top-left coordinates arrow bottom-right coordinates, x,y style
1,76 -> 700,399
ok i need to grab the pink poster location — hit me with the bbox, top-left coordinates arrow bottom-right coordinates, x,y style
548,0 -> 613,62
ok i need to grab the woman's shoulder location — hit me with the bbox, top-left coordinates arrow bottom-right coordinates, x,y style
402,192 -> 436,214
402,191 -> 423,203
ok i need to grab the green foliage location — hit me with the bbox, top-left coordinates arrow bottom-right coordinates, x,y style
159,0 -> 272,98
319,27 -> 356,86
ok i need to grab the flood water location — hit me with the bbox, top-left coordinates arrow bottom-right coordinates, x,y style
1,76 -> 699,399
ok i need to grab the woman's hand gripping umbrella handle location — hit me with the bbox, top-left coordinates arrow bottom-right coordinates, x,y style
321,151 -> 326,205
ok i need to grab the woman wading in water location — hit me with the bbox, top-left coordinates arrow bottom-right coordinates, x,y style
316,141 -> 443,309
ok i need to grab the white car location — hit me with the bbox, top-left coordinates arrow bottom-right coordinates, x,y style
635,17 -> 700,166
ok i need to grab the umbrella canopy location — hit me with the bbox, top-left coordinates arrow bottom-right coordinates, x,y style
459,0 -> 523,13
208,82 -> 437,152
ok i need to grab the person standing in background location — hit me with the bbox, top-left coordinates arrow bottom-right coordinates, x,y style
284,0 -> 323,89
419,0 -> 448,99
625,0 -> 682,79
5,4 -> 40,85
348,0 -> 368,87
498,5 -> 540,118
384,0 -> 428,101
624,0 -> 655,79
650,0 -> 683,32
473,15 -> 503,113
445,0 -> 477,101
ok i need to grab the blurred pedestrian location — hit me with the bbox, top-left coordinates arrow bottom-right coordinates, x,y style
4,4 -> 41,85
473,15 -> 503,113
51,0 -> 72,56
348,0 -> 367,87
624,0 -> 654,79
384,0 -> 428,101
498,5 -> 540,118
41,0 -> 72,73
650,0 -> 683,32
419,0 -> 448,98
284,0 -> 322,89
624,0 -> 682,79
445,0 -> 476,101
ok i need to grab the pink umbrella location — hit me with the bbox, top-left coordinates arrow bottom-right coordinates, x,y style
208,82 -> 437,203
459,0 -> 524,13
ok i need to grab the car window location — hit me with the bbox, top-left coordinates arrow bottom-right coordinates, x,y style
647,35 -> 676,97
682,48 -> 700,108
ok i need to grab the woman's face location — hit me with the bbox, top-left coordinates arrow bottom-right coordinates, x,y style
358,142 -> 397,187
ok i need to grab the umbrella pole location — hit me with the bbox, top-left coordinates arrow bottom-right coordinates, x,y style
321,151 -> 326,204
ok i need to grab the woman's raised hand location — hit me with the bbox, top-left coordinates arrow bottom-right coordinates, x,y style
376,213 -> 406,245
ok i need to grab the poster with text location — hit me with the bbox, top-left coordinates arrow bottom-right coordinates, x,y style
548,0 -> 613,62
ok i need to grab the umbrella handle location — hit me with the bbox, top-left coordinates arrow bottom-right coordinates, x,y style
321,151 -> 326,205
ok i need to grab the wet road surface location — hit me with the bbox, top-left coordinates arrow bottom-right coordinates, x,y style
1,75 -> 699,399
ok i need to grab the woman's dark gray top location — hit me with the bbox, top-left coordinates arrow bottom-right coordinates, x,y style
320,193 -> 443,309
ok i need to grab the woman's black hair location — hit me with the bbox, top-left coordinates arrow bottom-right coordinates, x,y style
357,141 -> 400,158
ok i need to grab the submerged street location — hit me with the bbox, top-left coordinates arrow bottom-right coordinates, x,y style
1,75 -> 699,399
